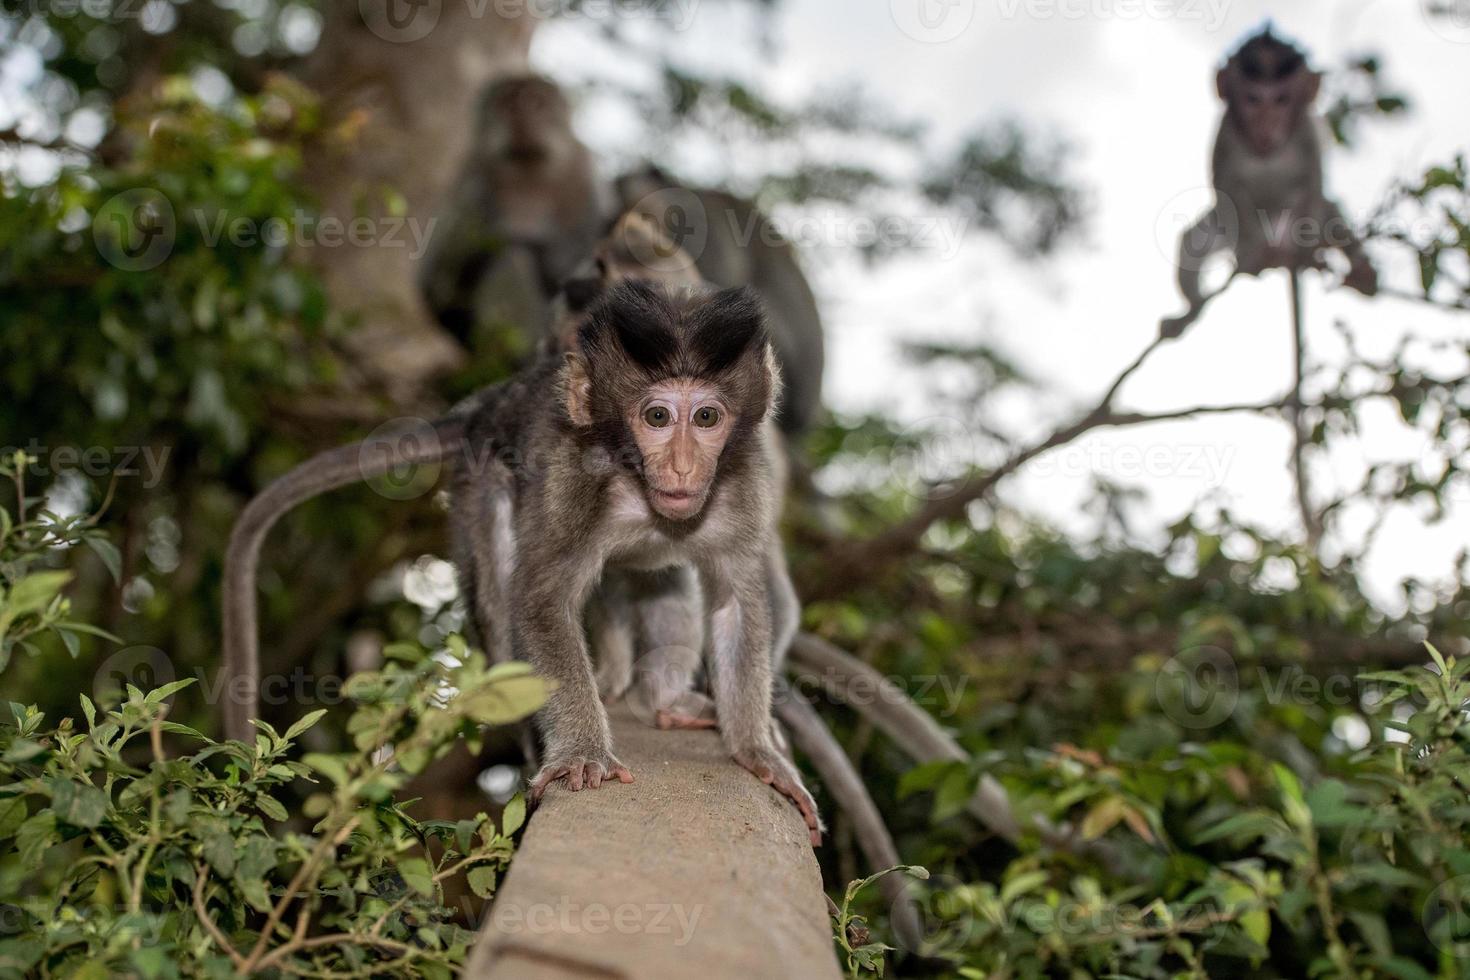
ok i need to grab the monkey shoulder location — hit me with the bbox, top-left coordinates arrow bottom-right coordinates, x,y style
458,358 -> 568,473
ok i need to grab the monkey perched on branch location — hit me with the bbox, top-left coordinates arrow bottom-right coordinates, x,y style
1163,27 -> 1378,337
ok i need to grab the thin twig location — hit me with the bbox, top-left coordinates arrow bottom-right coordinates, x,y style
193,863 -> 247,969
1288,270 -> 1322,551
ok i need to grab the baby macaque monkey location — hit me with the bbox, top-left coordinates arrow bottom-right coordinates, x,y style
451,281 -> 820,841
1164,27 -> 1378,337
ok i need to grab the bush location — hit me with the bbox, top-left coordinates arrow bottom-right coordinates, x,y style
0,472 -> 547,978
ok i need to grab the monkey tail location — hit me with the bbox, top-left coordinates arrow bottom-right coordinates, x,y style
773,682 -> 926,953
221,415 -> 467,742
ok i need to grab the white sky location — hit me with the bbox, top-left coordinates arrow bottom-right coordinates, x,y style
536,0 -> 1470,613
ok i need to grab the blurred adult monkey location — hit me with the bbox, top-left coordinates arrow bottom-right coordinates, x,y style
1162,28 -> 1378,337
616,167 -> 825,434
421,75 -> 607,347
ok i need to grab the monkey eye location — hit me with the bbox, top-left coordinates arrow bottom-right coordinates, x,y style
643,405 -> 673,428
693,406 -> 721,429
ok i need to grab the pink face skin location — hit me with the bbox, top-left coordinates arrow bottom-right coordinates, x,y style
1222,69 -> 1319,157
629,378 -> 734,521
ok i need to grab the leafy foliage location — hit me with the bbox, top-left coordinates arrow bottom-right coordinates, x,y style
0,488 -> 546,978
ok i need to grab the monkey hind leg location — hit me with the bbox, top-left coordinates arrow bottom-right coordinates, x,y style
625,565 -> 708,727
588,577 -> 637,704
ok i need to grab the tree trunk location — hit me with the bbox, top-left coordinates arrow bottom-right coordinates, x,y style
294,0 -> 539,404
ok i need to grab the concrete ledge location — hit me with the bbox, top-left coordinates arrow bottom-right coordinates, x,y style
465,704 -> 842,979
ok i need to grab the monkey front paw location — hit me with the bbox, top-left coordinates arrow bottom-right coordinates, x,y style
732,745 -> 823,846
530,750 -> 634,802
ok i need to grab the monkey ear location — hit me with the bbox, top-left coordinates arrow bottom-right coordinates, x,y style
762,342 -> 784,422
561,352 -> 595,428
690,287 -> 768,373
1300,69 -> 1322,104
1215,66 -> 1232,101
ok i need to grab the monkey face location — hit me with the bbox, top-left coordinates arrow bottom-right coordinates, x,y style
1234,79 -> 1307,155
1217,39 -> 1321,158
628,379 -> 734,520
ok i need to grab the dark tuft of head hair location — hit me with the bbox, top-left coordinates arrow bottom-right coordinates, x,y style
1233,27 -> 1306,81
579,280 -> 679,373
687,287 -> 768,375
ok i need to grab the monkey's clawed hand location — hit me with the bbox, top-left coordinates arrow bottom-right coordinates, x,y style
530,748 -> 634,802
733,744 -> 823,846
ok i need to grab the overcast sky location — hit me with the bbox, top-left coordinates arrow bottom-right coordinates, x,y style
538,0 -> 1470,613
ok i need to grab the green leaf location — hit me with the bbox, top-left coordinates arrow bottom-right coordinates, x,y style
165,787 -> 191,827
303,753 -> 352,786
256,794 -> 288,822
203,832 -> 237,877
467,864 -> 498,898
1305,779 -> 1369,828
2,738 -> 46,763
501,794 -> 526,836
1373,955 -> 1436,980
896,759 -> 962,799
283,708 -> 328,743
1080,797 -> 1125,840
0,938 -> 44,974
6,571 -> 71,616
1240,908 -> 1270,948
0,797 -> 27,839
399,857 -> 434,896
15,812 -> 56,866
79,694 -> 96,729
999,869 -> 1049,905
48,776 -> 108,828
931,765 -> 972,823
459,675 -> 550,726
240,877 -> 273,913
84,536 -> 123,584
